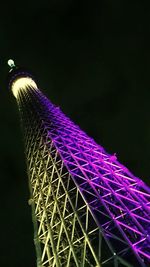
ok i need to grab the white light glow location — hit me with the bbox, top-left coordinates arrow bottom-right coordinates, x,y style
11,77 -> 38,98
8,59 -> 15,68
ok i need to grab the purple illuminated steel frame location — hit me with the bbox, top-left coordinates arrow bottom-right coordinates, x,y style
9,69 -> 150,267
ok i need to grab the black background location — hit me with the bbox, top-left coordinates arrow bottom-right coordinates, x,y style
0,1 -> 150,266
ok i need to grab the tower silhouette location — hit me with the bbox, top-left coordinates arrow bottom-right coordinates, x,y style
8,63 -> 150,267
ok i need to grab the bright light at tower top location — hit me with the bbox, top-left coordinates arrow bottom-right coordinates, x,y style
7,60 -> 38,98
8,59 -> 15,68
11,77 -> 38,98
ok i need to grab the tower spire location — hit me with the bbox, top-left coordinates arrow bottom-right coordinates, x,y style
7,59 -> 16,70
7,62 -> 38,98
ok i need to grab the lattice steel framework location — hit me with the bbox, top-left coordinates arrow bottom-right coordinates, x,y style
9,68 -> 150,267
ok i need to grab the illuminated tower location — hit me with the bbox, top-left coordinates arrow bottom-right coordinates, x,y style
8,60 -> 150,267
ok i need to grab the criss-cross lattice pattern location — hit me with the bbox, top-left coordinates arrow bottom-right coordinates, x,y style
15,85 -> 150,267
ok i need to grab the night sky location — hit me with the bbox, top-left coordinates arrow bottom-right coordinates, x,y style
0,1 -> 150,266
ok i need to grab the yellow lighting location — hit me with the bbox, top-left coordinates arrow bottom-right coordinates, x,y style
11,77 -> 38,98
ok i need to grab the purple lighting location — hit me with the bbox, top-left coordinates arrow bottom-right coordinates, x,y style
10,65 -> 150,266
26,88 -> 150,266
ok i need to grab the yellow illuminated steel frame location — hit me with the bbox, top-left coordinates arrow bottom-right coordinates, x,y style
11,77 -> 150,267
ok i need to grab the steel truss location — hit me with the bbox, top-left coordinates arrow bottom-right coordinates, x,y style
14,85 -> 150,267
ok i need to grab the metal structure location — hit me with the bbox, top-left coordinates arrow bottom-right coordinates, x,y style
8,63 -> 150,267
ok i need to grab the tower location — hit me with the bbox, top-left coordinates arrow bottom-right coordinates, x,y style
8,61 -> 150,267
